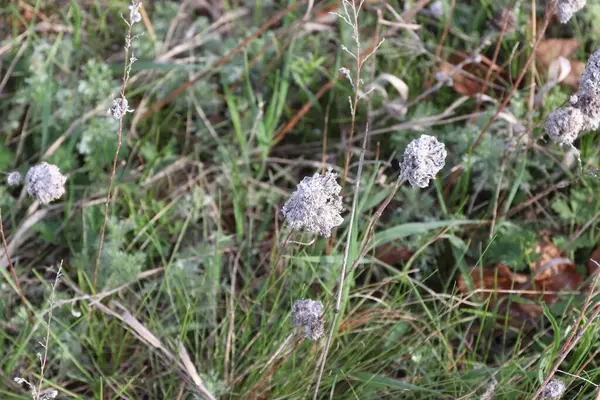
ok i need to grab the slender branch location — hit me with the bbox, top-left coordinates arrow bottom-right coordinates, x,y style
313,125 -> 369,399
0,209 -> 34,324
92,13 -> 137,290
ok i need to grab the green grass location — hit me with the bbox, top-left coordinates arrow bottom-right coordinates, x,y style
1,0 -> 600,399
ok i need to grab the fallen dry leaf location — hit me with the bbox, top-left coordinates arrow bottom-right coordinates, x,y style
438,52 -> 504,97
528,235 -> 583,303
587,246 -> 600,276
535,39 -> 584,90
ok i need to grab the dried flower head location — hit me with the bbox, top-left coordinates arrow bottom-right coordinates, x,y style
6,171 -> 22,186
491,8 -> 518,33
108,97 -> 133,119
557,0 -> 586,23
25,162 -> 67,204
291,299 -> 324,341
579,47 -> 600,96
545,106 -> 585,145
281,169 -> 344,237
571,93 -> 600,131
129,2 -> 142,24
400,134 -> 447,188
540,379 -> 566,399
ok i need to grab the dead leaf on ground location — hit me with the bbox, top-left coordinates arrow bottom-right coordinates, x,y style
587,246 -> 600,276
374,243 -> 414,265
535,39 -> 583,89
527,235 -> 583,303
438,52 -> 504,97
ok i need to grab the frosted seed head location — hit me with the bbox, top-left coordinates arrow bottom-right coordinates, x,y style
6,171 -> 22,186
108,97 -> 133,119
129,2 -> 142,24
291,299 -> 324,341
579,47 -> 600,96
281,169 -> 344,237
545,106 -> 585,145
540,379 -> 566,399
572,93 -> 600,131
557,0 -> 586,23
25,162 -> 67,204
400,134 -> 447,188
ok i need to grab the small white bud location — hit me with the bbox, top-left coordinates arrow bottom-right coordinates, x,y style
282,169 -> 344,237
6,171 -> 22,186
540,379 -> 566,399
129,2 -> 142,24
400,134 -> 447,188
108,97 -> 133,119
429,1 -> 444,19
25,162 -> 67,204
291,299 -> 324,341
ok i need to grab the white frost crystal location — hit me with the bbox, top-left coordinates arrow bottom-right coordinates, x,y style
291,299 -> 324,341
545,106 -> 585,145
540,379 -> 566,399
282,169 -> 343,237
25,162 -> 67,204
6,171 -> 22,186
400,134 -> 447,188
557,0 -> 586,23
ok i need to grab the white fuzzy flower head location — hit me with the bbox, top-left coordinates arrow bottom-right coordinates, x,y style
108,97 -> 133,119
129,2 -> 142,25
545,106 -> 585,146
579,47 -> 600,96
25,162 -> 67,204
400,134 -> 447,188
291,299 -> 324,341
281,169 -> 344,237
429,1 -> 444,18
540,379 -> 566,399
6,171 -> 22,186
557,0 -> 586,23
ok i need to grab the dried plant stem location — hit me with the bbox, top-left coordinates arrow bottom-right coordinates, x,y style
471,0 -> 555,152
36,263 -> 62,400
249,337 -> 302,399
530,269 -> 600,400
0,209 -> 34,324
313,127 -> 369,399
92,19 -> 136,290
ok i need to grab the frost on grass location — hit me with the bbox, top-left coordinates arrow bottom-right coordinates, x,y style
129,2 -> 142,25
540,379 -> 566,399
281,169 -> 344,237
545,106 -> 585,146
291,299 -> 324,341
400,134 -> 447,188
25,162 -> 67,204
108,97 -> 133,119
557,0 -> 586,23
6,171 -> 22,186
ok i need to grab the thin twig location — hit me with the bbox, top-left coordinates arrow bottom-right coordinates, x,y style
313,125 -> 369,399
0,209 -> 34,324
92,12 -> 138,289
36,262 -> 62,400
